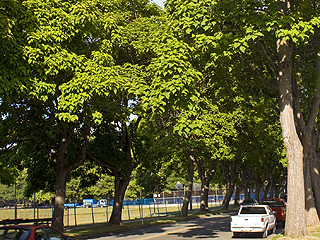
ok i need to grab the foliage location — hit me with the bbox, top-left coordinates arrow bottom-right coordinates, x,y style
5,0 -> 320,229
0,173 -> 26,206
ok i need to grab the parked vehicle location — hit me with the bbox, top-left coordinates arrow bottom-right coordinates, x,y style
64,199 -> 107,208
83,199 -> 96,207
262,199 -> 286,226
64,203 -> 80,209
0,225 -> 75,240
230,205 -> 276,238
240,199 -> 259,206
98,199 -> 107,207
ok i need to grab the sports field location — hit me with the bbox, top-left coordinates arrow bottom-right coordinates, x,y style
0,201 -> 222,227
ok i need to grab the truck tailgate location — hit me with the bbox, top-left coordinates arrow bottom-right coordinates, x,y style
231,215 -> 265,228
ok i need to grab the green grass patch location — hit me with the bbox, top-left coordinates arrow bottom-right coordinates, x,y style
271,225 -> 320,240
272,234 -> 285,240
309,225 -> 320,238
65,207 -> 237,238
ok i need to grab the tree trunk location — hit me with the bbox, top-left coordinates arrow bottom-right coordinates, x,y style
311,129 -> 320,215
310,56 -> 320,216
244,182 -> 250,200
52,128 -> 69,231
263,180 -> 271,200
274,185 -> 279,199
181,155 -> 194,217
200,183 -> 209,211
254,179 -> 262,202
52,165 -> 67,231
234,186 -> 241,207
221,183 -> 234,210
109,174 -> 130,225
268,181 -> 275,199
194,155 -> 216,212
303,127 -> 320,226
51,126 -> 90,231
312,150 -> 320,215
240,168 -> 253,200
277,38 -> 307,237
221,161 -> 235,210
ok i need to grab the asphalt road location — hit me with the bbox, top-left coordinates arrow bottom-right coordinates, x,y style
88,212 -> 283,240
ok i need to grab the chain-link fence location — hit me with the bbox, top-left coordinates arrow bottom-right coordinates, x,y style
0,193 -> 240,227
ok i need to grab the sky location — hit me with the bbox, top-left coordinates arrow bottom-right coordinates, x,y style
152,0 -> 165,8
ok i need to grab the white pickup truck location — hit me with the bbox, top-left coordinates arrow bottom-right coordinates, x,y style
230,205 -> 276,238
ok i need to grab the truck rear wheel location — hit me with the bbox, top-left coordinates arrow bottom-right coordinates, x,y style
233,232 -> 240,238
262,225 -> 268,238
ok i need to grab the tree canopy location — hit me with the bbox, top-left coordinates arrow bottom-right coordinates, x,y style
2,0 -> 320,237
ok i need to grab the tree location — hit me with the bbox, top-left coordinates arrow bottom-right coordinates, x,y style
0,171 -> 27,206
1,0 -> 135,231
202,0 -> 320,236
1,0 -> 163,230
66,164 -> 114,202
0,0 -> 32,185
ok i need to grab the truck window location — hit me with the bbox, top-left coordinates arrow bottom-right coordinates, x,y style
263,200 -> 284,207
240,207 -> 267,214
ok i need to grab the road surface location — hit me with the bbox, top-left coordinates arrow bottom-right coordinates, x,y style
88,212 -> 283,240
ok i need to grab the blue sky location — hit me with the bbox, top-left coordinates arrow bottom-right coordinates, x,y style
152,0 -> 165,8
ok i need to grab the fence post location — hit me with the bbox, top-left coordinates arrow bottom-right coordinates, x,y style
91,203 -> 94,224
33,193 -> 36,222
138,203 -> 142,222
165,199 -> 168,216
156,201 -> 160,216
127,204 -> 130,221
106,203 -> 109,223
197,196 -> 199,209
140,190 -> 143,223
14,184 -> 17,220
67,207 -> 69,226
148,204 -> 152,218
74,205 -> 77,226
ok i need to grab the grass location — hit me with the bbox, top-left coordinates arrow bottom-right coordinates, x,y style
271,225 -> 320,240
0,202 -> 222,227
4,205 -> 319,239
64,206 -> 238,239
64,207 -> 320,240
0,207 -> 53,220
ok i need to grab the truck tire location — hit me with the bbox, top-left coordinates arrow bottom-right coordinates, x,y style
262,225 -> 268,238
233,232 -> 240,238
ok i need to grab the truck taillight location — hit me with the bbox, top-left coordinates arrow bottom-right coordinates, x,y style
261,217 -> 264,222
231,217 -> 233,222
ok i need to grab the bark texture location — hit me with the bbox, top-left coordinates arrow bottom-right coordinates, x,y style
109,175 -> 130,224
194,155 -> 216,211
310,56 -> 320,216
181,155 -> 194,217
303,127 -> 320,226
277,38 -> 307,237
86,120 -> 138,225
254,178 -> 262,202
311,129 -> 320,215
234,186 -> 241,207
52,164 -> 67,231
52,127 -> 90,231
221,161 -> 235,210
